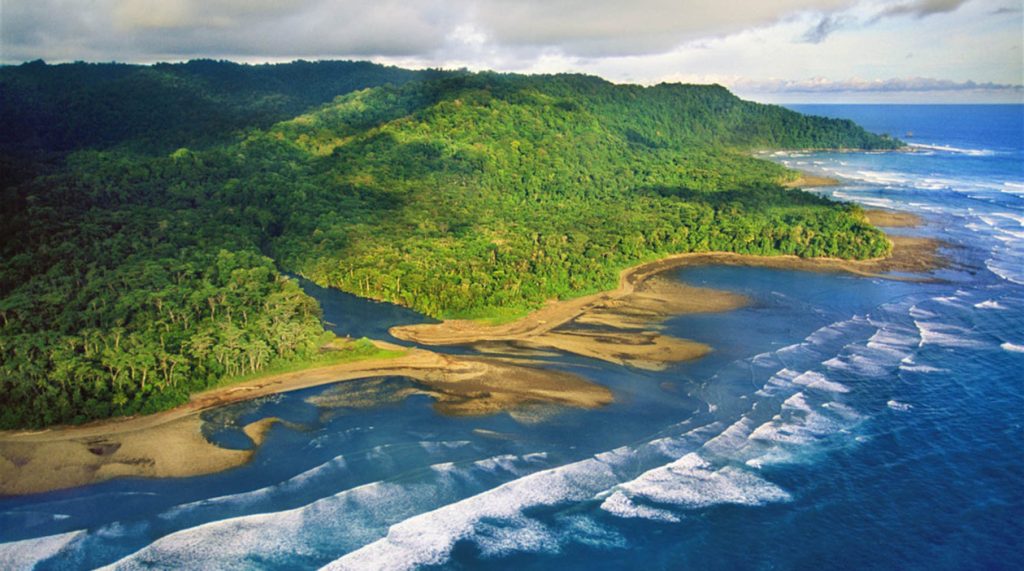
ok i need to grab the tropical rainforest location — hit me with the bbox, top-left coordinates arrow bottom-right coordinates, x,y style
0,60 -> 902,428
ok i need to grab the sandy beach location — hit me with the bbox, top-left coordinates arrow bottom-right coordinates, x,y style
865,209 -> 924,228
0,345 -> 611,495
783,173 -> 841,188
0,212 -> 939,496
390,227 -> 941,362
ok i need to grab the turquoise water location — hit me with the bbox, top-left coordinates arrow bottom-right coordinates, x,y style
1,105 -> 1022,570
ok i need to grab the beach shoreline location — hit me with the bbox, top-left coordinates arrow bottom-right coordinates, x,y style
0,344 -> 612,495
0,212 -> 939,496
390,228 -> 941,352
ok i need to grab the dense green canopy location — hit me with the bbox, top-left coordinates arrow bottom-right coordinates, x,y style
0,61 -> 900,428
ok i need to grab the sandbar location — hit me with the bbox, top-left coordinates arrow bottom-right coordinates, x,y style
865,209 -> 923,228
783,173 -> 841,188
0,212 -> 942,496
391,235 -> 943,364
0,345 -> 610,495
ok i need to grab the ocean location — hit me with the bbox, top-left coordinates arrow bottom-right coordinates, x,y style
1,105 -> 1022,570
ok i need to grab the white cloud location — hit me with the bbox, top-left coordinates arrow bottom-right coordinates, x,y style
737,76 -> 1022,92
1,0 -> 1020,102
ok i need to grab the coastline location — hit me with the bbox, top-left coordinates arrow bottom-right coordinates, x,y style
390,230 -> 942,352
0,344 -> 612,495
0,210 -> 940,496
783,173 -> 841,188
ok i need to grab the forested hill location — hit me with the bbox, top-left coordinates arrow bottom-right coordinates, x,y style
1,62 -> 900,427
0,59 -> 427,155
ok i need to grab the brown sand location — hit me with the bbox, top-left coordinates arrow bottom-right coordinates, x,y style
0,213 -> 942,496
391,235 -> 943,365
0,415 -> 254,496
783,173 -> 841,188
865,209 -> 923,228
0,345 -> 610,495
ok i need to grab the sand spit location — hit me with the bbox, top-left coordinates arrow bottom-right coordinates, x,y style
391,235 -> 944,365
0,415 -> 257,496
0,216 -> 941,496
865,209 -> 923,228
391,262 -> 748,371
784,173 -> 841,188
0,346 -> 610,495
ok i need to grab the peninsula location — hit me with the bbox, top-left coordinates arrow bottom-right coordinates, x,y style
2,60 -> 906,434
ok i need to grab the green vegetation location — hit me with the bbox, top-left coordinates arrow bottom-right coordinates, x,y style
1,61 -> 900,428
211,337 -> 404,392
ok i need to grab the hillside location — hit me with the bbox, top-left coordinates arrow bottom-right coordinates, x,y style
0,62 -> 901,427
0,59 -> 427,155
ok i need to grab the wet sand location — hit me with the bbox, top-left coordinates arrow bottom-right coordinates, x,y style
865,209 -> 923,228
0,345 -> 610,495
390,234 -> 942,366
0,416 -> 258,496
0,214 -> 941,496
392,267 -> 748,371
783,173 -> 841,188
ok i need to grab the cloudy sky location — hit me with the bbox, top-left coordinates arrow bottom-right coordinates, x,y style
1,0 -> 1021,102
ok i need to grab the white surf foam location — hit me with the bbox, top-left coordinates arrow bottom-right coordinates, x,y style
599,491 -> 680,523
613,453 -> 791,510
974,300 -> 1008,310
887,400 -> 913,412
791,371 -> 849,393
105,453 -> 549,570
915,321 -> 988,349
1001,342 -> 1024,353
322,458 -> 622,570
986,258 -> 1024,285
0,530 -> 85,570
908,143 -> 996,156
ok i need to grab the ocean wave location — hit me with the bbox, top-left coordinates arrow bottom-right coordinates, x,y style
748,393 -> 854,447
1001,342 -> 1024,353
886,400 -> 913,412
599,491 -> 680,523
914,321 -> 989,349
610,453 -> 790,511
974,300 -> 1008,310
792,370 -> 850,393
101,453 -> 550,570
908,143 -> 996,156
0,530 -> 86,570
321,458 -> 623,570
986,258 -> 1024,285
1003,182 -> 1024,196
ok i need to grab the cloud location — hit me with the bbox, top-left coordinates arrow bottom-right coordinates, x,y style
800,0 -> 972,44
801,15 -> 847,43
3,0 -> 863,61
110,0 -> 302,30
874,0 -> 970,19
725,76 -> 1023,93
466,0 -> 857,56
1,0 -> 463,61
1,0 -> 1018,103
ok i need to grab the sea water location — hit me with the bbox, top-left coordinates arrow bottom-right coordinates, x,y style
1,105 -> 1022,570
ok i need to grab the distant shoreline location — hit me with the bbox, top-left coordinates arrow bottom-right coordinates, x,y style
0,210 -> 938,496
